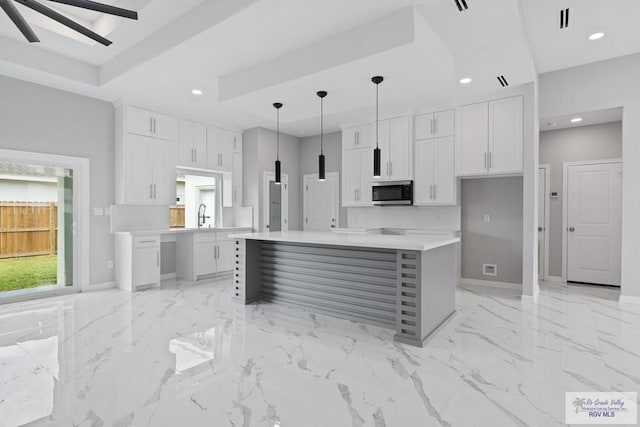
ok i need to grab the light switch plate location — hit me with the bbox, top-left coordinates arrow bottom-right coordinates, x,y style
484,214 -> 491,223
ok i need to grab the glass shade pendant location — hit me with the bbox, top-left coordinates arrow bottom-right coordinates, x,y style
273,102 -> 283,185
317,90 -> 327,181
372,76 -> 384,178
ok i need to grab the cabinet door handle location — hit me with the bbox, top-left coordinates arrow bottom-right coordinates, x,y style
154,184 -> 157,200
234,189 -> 237,203
484,152 -> 488,170
490,152 -> 493,170
149,184 -> 153,199
434,185 -> 437,200
434,118 -> 437,135
430,119 -> 433,135
390,162 -> 393,176
430,185 -> 433,200
139,239 -> 156,244
157,251 -> 159,267
195,149 -> 198,163
149,118 -> 153,133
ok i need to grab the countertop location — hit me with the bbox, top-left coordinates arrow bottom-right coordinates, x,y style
230,231 -> 460,252
113,227 -> 252,236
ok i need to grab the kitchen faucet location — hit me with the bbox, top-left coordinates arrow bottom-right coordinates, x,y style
198,203 -> 210,228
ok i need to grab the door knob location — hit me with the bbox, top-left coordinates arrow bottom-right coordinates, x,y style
538,227 -> 543,232
569,227 -> 575,232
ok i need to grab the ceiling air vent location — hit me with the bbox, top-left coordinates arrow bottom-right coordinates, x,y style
559,8 -> 570,29
454,0 -> 469,12
497,75 -> 509,87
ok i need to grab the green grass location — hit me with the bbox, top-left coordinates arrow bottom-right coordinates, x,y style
0,255 -> 58,292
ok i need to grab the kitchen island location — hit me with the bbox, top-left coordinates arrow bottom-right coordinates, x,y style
230,231 -> 460,347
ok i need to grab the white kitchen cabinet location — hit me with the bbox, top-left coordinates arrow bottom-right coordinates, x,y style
414,137 -> 455,205
342,124 -> 373,150
126,106 -> 177,141
206,127 -> 233,172
374,116 -> 412,181
342,149 -> 372,207
455,102 -> 489,176
455,96 -> 523,177
121,134 -> 177,205
116,234 -> 161,292
218,129 -> 234,172
178,120 -> 207,168
489,96 -> 523,174
195,232 -> 236,277
232,152 -> 243,206
232,131 -> 242,154
415,110 -> 454,140
216,239 -> 235,272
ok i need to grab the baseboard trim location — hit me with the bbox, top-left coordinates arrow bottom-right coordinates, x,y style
547,276 -> 565,285
161,273 -> 177,281
619,295 -> 640,305
86,281 -> 116,291
459,278 -> 522,289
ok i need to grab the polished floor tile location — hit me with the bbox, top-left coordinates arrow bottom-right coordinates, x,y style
0,278 -> 638,426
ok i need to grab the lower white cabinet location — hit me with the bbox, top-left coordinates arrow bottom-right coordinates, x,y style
115,234 -> 161,292
414,137 -> 456,205
193,232 -> 236,278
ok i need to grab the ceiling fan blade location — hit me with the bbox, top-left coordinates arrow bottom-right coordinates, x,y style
44,0 -> 137,20
0,0 -> 40,42
14,0 -> 112,46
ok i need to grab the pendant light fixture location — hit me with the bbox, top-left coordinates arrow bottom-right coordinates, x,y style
317,90 -> 328,181
273,102 -> 283,185
372,76 -> 384,178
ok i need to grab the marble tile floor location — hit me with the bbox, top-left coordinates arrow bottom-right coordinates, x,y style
0,278 -> 639,427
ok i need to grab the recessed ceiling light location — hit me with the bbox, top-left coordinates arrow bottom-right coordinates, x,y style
191,89 -> 203,95
588,32 -> 605,41
570,117 -> 583,123
459,77 -> 472,85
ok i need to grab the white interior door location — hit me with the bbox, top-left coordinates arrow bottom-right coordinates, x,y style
304,172 -> 339,231
566,161 -> 622,285
263,172 -> 288,232
538,167 -> 546,280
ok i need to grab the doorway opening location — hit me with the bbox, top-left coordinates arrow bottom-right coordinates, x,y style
262,172 -> 288,232
0,163 -> 75,297
539,107 -> 623,289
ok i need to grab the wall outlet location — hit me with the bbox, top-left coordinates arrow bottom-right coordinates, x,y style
483,214 -> 491,223
107,260 -> 114,269
483,264 -> 497,276
93,207 -> 104,216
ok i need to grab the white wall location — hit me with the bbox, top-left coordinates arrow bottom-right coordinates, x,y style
0,75 -> 114,287
0,178 -> 57,202
539,122 -> 623,277
540,53 -> 640,298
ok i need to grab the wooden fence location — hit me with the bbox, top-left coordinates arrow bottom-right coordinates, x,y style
0,202 -> 58,259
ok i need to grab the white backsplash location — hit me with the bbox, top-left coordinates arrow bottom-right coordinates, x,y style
347,206 -> 461,231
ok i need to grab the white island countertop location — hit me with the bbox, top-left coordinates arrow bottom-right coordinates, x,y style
230,231 -> 460,252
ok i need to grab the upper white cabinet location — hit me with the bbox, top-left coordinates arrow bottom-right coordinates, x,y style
126,106 -> 178,141
207,127 -> 233,172
415,110 -> 454,140
455,96 -> 523,177
414,137 -> 456,205
178,120 -> 207,168
489,96 -> 523,174
121,134 -> 177,205
343,124 -> 373,150
232,152 -> 243,206
375,116 -> 412,182
342,148 -> 372,207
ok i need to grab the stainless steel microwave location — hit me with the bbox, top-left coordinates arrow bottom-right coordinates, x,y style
372,181 -> 413,206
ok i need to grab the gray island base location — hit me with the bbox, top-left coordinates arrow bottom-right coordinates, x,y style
230,231 -> 460,347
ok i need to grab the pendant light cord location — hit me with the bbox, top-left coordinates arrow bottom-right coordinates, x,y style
375,81 -> 379,149
276,108 -> 280,161
320,97 -> 324,155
